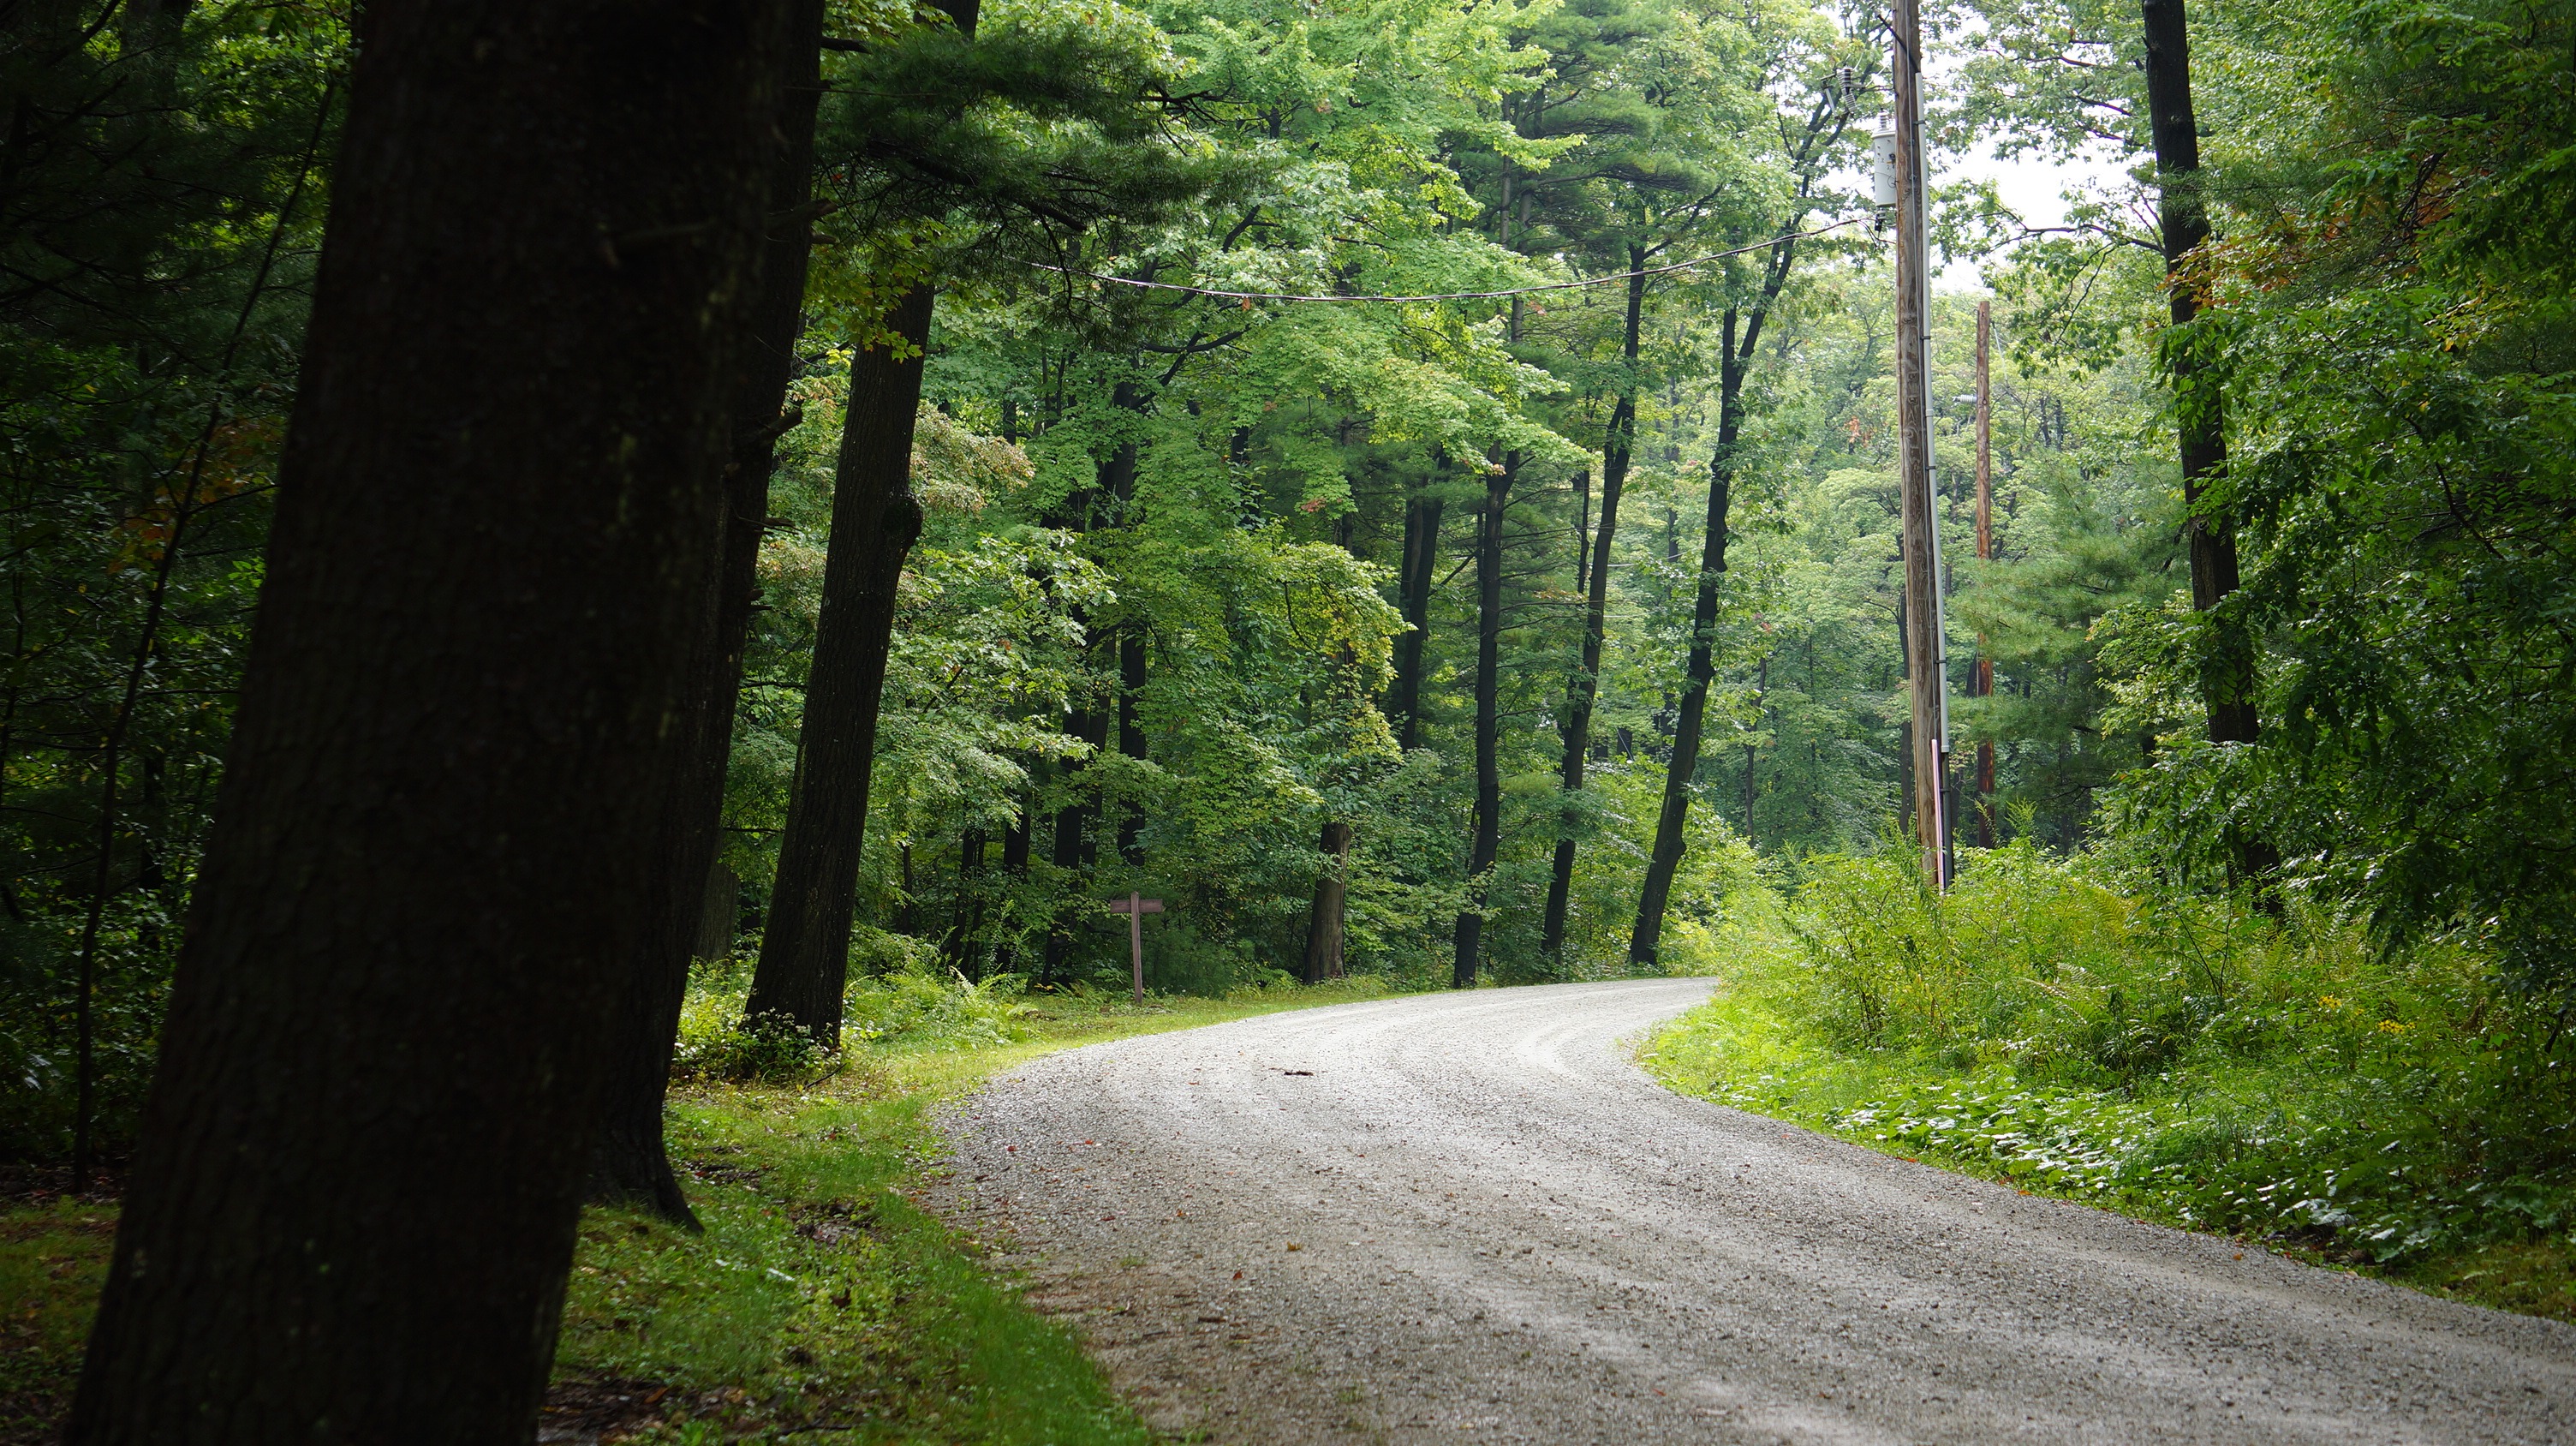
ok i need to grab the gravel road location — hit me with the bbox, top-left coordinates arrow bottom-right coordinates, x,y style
935,979 -> 2575,1444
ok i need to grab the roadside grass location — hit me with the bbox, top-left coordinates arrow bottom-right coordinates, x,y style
1645,844 -> 2576,1323
0,1200 -> 111,1445
0,973 -> 1388,1445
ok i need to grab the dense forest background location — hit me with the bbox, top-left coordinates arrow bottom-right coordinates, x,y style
5,0 -> 2570,1179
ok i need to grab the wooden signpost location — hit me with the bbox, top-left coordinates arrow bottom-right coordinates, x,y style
1105,893 -> 1164,1003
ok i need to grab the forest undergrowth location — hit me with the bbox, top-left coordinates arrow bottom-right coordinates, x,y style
1646,844 -> 2576,1322
1,972 -> 1392,1446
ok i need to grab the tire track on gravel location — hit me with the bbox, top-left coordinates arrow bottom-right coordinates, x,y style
934,979 -> 2575,1444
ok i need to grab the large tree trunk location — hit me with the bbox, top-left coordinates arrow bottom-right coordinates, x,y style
1095,384 -> 1148,864
2140,0 -> 2255,748
592,0 -> 826,1227
1389,488 -> 1443,752
1541,254 -> 1645,963
65,3 -> 788,1438
1298,820 -> 1352,983
1450,454 -> 1510,988
746,285 -> 934,1047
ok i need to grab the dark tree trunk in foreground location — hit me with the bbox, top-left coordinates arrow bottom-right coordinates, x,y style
1631,305 -> 1763,970
1450,454 -> 1510,988
1299,819 -> 1352,983
1541,255 -> 1645,962
1390,489 -> 1443,752
2141,0 -> 2255,749
593,0 -> 826,1226
748,285 -> 934,1047
67,3 -> 788,1439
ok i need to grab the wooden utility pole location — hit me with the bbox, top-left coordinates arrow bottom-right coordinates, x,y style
1974,300 -> 1995,848
1891,0 -> 1949,886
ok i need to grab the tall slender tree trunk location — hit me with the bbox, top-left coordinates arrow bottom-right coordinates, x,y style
1070,704 -> 1109,868
1450,454 -> 1510,987
1571,468 -> 1592,595
946,828 -> 985,977
1299,820 -> 1351,983
748,0 -> 998,1036
1630,305 -> 1762,970
593,0 -> 826,1225
1049,725 -> 1089,873
1117,628 -> 1147,863
1625,179 -> 1833,964
2140,0 -> 2254,748
1541,255 -> 1645,963
1390,488 -> 1443,751
66,3 -> 789,1437
995,784 -> 1030,975
1095,380 -> 1148,865
746,286 -> 935,1046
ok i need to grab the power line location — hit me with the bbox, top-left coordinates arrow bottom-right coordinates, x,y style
1022,218 -> 1865,305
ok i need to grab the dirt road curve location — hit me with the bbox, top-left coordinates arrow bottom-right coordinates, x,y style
936,980 -> 2575,1444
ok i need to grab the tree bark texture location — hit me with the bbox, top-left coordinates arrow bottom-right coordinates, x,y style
747,284 -> 934,1047
1390,490 -> 1443,752
66,3 -> 790,1439
2141,0 -> 2256,747
593,0 -> 826,1226
1299,820 -> 1352,983
1450,455 -> 1510,988
1541,256 -> 1644,963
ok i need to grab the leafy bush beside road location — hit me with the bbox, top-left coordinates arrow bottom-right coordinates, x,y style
1648,844 -> 2576,1319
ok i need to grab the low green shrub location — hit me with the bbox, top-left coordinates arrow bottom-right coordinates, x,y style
1649,842 -> 2576,1306
673,960 -> 1036,1082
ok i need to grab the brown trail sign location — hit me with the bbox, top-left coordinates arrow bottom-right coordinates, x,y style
1104,893 -> 1164,1003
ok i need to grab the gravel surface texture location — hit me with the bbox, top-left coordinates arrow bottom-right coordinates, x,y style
935,979 -> 2575,1443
